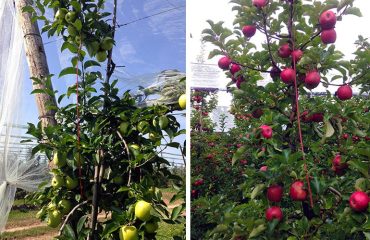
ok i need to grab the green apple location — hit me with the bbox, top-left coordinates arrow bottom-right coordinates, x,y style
119,122 -> 130,136
58,199 -> 72,214
65,11 -> 77,23
100,37 -> 114,51
158,116 -> 169,129
47,209 -> 62,228
55,8 -> 68,22
119,225 -> 138,240
53,151 -> 66,168
67,25 -> 78,36
178,94 -> 186,109
96,51 -> 107,62
119,112 -> 129,121
144,221 -> 159,233
65,175 -> 78,190
36,207 -> 47,219
51,175 -> 65,188
47,202 -> 57,211
87,41 -> 100,56
134,200 -> 152,221
137,121 -> 149,133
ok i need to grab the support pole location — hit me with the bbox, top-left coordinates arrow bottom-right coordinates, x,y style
15,0 -> 57,128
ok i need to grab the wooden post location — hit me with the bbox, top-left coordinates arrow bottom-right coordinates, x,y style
15,0 -> 57,128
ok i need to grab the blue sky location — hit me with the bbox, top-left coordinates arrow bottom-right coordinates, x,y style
19,0 -> 186,163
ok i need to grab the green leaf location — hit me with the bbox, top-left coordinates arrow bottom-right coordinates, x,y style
84,60 -> 100,69
251,183 -> 265,199
348,160 -> 369,178
170,205 -> 183,220
117,186 -> 130,193
249,224 -> 266,238
210,224 -> 228,234
344,7 -> 362,17
77,215 -> 88,234
364,232 -> 370,240
63,224 -> 76,240
232,146 -> 247,165
59,67 -> 81,77
324,120 -> 335,138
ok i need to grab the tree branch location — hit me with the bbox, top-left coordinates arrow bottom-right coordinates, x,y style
299,30 -> 321,50
261,11 -> 278,69
59,200 -> 89,236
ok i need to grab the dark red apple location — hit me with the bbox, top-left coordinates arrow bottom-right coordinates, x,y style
310,113 -> 324,122
265,206 -> 283,221
230,64 -> 241,75
260,125 -> 273,139
291,49 -> 303,62
218,56 -> 231,70
280,68 -> 296,84
252,0 -> 268,8
267,185 -> 284,202
336,85 -> 352,100
278,43 -> 292,58
252,109 -> 263,118
349,191 -> 369,212
191,190 -> 198,198
270,66 -> 281,79
236,77 -> 245,89
304,71 -> 321,89
319,10 -> 337,30
240,159 -> 248,165
342,133 -> 349,139
321,29 -> 336,44
289,181 -> 307,201
260,166 -> 268,171
242,25 -> 256,38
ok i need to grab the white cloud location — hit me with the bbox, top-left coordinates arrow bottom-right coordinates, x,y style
116,37 -> 144,64
143,0 -> 185,42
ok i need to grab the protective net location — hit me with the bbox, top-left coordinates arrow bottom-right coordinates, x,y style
0,0 -> 49,233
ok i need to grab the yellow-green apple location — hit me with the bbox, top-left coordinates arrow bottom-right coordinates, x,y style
65,175 -> 78,190
178,94 -> 186,109
119,225 -> 138,240
135,200 -> 152,221
58,199 -> 72,214
100,37 -> 114,51
65,11 -> 77,23
51,175 -> 65,188
47,209 -> 62,228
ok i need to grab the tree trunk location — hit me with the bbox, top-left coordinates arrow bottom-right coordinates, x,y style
15,0 -> 57,128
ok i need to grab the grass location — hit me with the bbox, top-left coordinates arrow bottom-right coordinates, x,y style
0,226 -> 57,239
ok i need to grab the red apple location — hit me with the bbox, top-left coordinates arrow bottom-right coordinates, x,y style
260,166 -> 268,171
319,10 -> 337,30
218,56 -> 231,70
304,71 -> 320,89
336,85 -> 352,100
240,159 -> 248,165
321,29 -> 336,44
349,191 -> 369,212
289,181 -> 307,201
230,64 -> 241,75
252,0 -> 268,8
291,49 -> 303,62
332,154 -> 348,170
342,133 -> 349,139
267,185 -> 284,202
278,43 -> 292,58
265,206 -> 283,221
242,25 -> 256,38
280,68 -> 296,84
191,190 -> 198,198
260,125 -> 273,139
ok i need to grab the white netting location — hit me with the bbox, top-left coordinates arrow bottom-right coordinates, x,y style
0,0 -> 49,233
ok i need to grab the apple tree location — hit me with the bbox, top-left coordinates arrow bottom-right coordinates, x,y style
23,1 -> 185,239
195,0 -> 369,239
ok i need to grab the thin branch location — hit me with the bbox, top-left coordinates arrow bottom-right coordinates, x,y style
232,61 -> 271,73
59,200 -> 89,236
261,11 -> 278,69
116,130 -> 133,186
179,145 -> 186,167
299,30 -> 322,50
